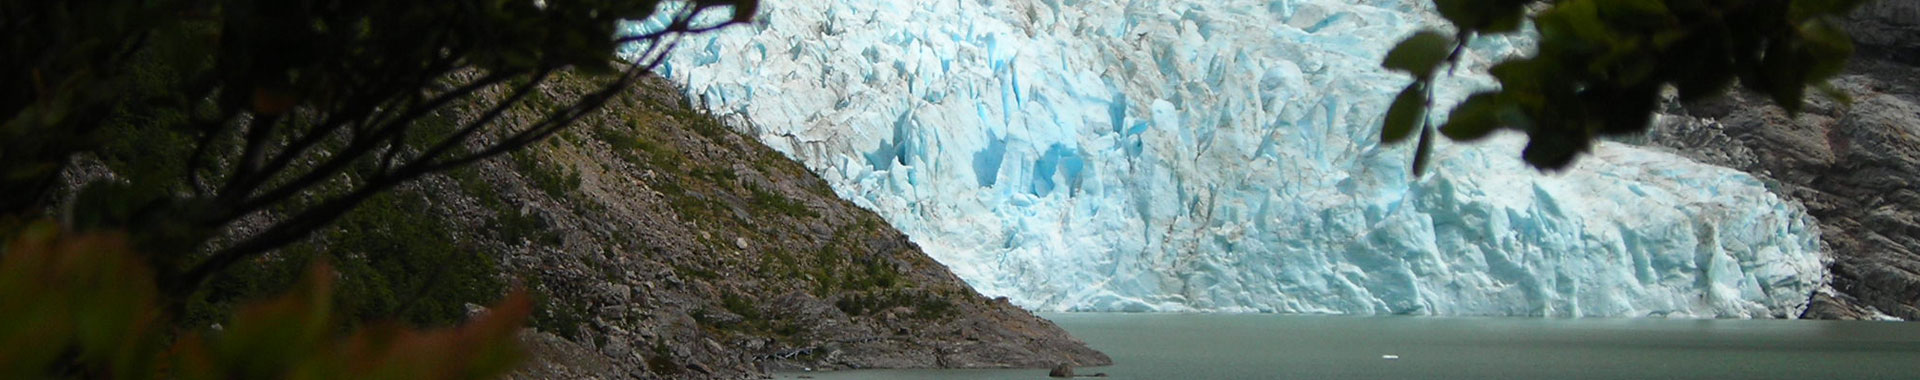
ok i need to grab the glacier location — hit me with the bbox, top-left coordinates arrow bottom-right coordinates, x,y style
634,0 -> 1827,317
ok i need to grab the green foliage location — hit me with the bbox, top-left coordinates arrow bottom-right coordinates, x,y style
644,341 -> 684,376
5,0 -> 762,378
0,225 -> 163,378
833,289 -> 957,320
494,208 -> 564,247
757,221 -> 904,296
672,106 -> 738,141
526,274 -> 590,341
1439,92 -> 1502,141
1434,0 -> 1529,34
1382,83 -> 1430,144
0,1 -> 169,215
192,189 -> 505,329
325,192 -> 506,326
591,100 -> 820,233
594,119 -> 689,170
748,184 -> 819,219
445,166 -> 564,247
172,264 -> 531,380
674,263 -> 722,280
1412,126 -> 1436,176
0,223 -> 529,380
511,149 -> 583,200
93,105 -> 196,188
722,292 -> 762,320
3,0 -> 763,307
1381,0 -> 1868,172
1378,30 -> 1452,172
849,258 -> 903,290
823,220 -> 902,293
1382,31 -> 1455,79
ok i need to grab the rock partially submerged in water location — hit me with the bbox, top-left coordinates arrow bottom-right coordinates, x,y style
1049,363 -> 1074,377
1050,363 -> 1107,378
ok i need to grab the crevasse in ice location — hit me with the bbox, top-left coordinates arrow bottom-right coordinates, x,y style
634,0 -> 1826,317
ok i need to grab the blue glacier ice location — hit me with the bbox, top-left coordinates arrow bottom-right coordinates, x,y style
636,0 -> 1827,317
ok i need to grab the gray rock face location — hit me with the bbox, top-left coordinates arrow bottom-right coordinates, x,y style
375,73 -> 1107,378
1649,55 -> 1920,320
1848,1 -> 1920,64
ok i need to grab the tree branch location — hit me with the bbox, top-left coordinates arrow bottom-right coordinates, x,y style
170,174 -> 399,297
400,68 -> 555,173
613,5 -> 745,46
420,61 -> 651,174
214,112 -> 284,204
218,70 -> 522,221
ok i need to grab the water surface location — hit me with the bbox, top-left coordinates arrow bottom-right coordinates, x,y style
779,313 -> 1920,379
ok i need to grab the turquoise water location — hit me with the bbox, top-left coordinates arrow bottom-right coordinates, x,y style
779,313 -> 1920,379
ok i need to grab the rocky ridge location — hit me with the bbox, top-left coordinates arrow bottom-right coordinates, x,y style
382,73 -> 1107,378
1643,8 -> 1920,320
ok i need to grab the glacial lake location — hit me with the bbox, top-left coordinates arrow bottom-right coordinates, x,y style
777,313 -> 1920,380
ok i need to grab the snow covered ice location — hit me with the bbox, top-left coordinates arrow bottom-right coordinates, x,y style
636,0 -> 1826,317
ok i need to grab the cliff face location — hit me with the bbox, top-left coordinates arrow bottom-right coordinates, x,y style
1848,1 -> 1920,65
366,73 -> 1106,378
1645,10 -> 1920,320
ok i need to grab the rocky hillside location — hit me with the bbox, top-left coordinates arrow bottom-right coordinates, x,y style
439,74 -> 1108,377
1644,7 -> 1920,320
72,69 -> 1109,378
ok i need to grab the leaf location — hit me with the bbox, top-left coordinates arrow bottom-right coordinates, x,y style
1382,83 -> 1427,144
1522,130 -> 1586,170
1595,84 -> 1660,136
1412,124 -> 1435,176
1436,0 -> 1526,34
1482,4 -> 1527,34
1670,32 -> 1735,101
1815,83 -> 1853,106
1381,31 -> 1454,78
1556,0 -> 1614,44
1433,0 -> 1484,30
170,262 -> 529,380
1489,58 -> 1549,101
1770,79 -> 1808,115
0,226 -> 162,379
1534,0 -> 1619,62
1790,0 -> 1869,22
1799,19 -> 1854,81
1440,92 -> 1502,141
1599,0 -> 1671,26
732,0 -> 760,23
1760,38 -> 1809,115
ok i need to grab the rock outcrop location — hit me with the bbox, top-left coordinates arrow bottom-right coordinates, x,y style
1847,0 -> 1920,65
1646,28 -> 1920,320
368,73 -> 1106,378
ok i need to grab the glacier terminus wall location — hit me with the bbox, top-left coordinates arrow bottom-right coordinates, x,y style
636,0 -> 1827,317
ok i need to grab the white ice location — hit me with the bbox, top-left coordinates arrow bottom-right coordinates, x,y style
635,0 -> 1826,317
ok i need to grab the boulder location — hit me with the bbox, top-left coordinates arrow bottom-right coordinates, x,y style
1049,363 -> 1075,378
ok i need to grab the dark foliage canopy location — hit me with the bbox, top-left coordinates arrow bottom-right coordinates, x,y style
1,0 -> 754,305
1381,0 -> 1868,173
